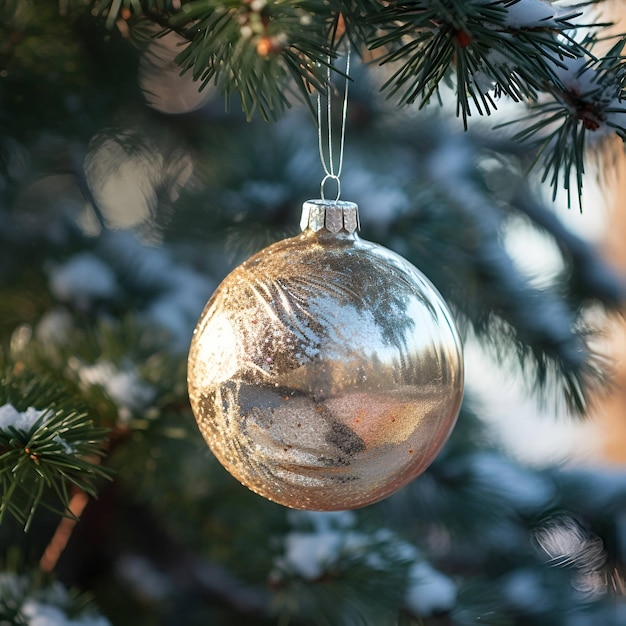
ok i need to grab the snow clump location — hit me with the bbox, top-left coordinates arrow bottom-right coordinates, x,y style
0,403 -> 74,453
273,510 -> 457,616
72,358 -> 155,422
0,573 -> 111,626
503,0 -> 563,29
0,404 -> 46,432
48,252 -> 118,304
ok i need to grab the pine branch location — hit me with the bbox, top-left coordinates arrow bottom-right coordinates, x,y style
94,0 -> 340,120
7,314 -> 178,432
39,489 -> 91,575
0,369 -> 111,531
498,34 -> 626,207
0,568 -> 105,625
368,0 -> 585,125
172,0 -> 343,120
88,0 -> 626,204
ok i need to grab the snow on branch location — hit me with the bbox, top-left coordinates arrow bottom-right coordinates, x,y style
0,380 -> 110,530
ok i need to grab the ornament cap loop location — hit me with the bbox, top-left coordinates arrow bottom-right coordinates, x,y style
300,199 -> 360,234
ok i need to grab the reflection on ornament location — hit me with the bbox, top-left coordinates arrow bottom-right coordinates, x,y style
188,200 -> 464,510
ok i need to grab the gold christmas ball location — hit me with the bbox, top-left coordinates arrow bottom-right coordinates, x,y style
188,200 -> 464,510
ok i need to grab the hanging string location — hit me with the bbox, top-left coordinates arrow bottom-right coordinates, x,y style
317,41 -> 351,202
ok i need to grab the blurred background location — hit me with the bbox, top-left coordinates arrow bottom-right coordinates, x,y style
2,1 -> 626,624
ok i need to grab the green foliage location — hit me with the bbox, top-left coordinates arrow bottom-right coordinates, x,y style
94,0 -> 340,120
92,0 -> 626,203
369,0 -> 582,120
271,522 -> 411,625
0,368 -> 110,530
170,0 -> 338,120
10,315 -> 185,432
502,34 -> 626,208
0,567 -> 104,625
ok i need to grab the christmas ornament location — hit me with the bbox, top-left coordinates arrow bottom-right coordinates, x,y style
187,199 -> 464,510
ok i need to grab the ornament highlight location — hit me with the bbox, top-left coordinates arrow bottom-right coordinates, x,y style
188,200 -> 464,510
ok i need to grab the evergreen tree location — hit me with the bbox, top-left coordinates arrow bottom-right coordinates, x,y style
1,0 -> 626,624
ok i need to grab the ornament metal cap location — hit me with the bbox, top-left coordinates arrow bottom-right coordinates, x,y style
300,199 -> 360,234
